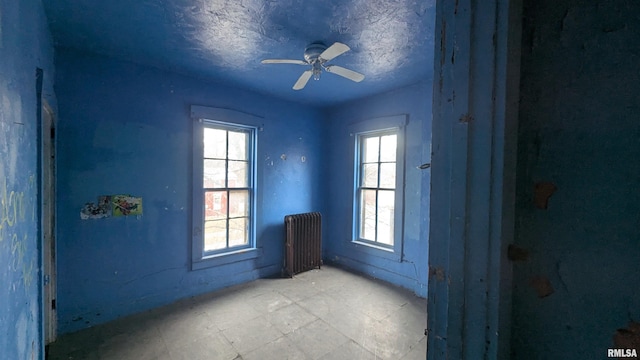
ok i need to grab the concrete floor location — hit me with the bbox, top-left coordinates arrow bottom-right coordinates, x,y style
48,265 -> 427,360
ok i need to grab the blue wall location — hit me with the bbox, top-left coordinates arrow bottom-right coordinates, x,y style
54,50 -> 326,334
512,1 -> 640,358
0,0 -> 56,358
323,81 -> 432,297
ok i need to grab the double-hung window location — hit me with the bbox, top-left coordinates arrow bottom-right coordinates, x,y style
191,106 -> 259,270
352,115 -> 406,254
357,131 -> 398,246
202,125 -> 253,252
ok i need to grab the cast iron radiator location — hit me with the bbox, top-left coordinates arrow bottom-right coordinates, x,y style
284,212 -> 322,277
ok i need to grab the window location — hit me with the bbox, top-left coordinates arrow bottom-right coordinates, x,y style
350,114 -> 406,255
202,125 -> 253,252
191,106 -> 261,270
356,131 -> 398,246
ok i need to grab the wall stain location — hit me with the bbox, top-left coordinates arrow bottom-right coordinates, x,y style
507,244 -> 529,262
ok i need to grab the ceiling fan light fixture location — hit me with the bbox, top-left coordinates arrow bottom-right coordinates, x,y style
312,63 -> 322,80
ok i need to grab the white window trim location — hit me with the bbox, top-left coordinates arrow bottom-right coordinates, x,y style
349,114 -> 407,261
190,105 -> 263,271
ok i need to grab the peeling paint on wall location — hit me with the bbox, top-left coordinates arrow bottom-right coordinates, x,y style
80,195 -> 111,219
529,276 -> 554,298
533,182 -> 556,209
614,321 -> 640,352
459,113 -> 473,123
429,266 -> 445,281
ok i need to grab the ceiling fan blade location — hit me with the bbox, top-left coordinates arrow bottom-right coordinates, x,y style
325,65 -> 365,82
293,70 -> 313,90
261,59 -> 308,65
319,42 -> 350,61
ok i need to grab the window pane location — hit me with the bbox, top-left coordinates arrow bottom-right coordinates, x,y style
360,189 -> 377,241
204,191 -> 227,220
363,136 -> 379,163
204,220 -> 227,251
229,218 -> 248,247
228,131 -> 248,160
377,190 -> 395,245
228,161 -> 248,188
204,128 -> 227,159
379,163 -> 396,188
204,160 -> 226,188
362,164 -> 378,187
380,134 -> 397,162
229,190 -> 248,218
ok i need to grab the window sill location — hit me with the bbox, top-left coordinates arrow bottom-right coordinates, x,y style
191,248 -> 261,271
351,240 -> 401,262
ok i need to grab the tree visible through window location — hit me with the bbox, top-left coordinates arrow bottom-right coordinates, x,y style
202,125 -> 253,253
356,131 -> 397,246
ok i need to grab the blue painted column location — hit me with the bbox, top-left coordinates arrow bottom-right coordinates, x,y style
427,1 -> 522,359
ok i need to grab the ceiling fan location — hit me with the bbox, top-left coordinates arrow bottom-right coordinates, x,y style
261,42 -> 365,90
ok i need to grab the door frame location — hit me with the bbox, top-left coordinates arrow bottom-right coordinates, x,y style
40,99 -> 57,345
427,0 -> 523,358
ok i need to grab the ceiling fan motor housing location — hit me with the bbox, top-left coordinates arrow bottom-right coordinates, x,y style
304,42 -> 327,80
303,42 -> 328,63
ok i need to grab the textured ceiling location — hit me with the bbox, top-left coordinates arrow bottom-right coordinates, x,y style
44,0 -> 436,107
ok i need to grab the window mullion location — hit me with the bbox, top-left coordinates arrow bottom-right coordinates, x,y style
375,136 -> 382,243
225,131 -> 229,188
377,136 -> 382,181
225,131 -> 230,249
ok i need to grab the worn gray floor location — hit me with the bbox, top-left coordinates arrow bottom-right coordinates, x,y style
48,265 -> 427,360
